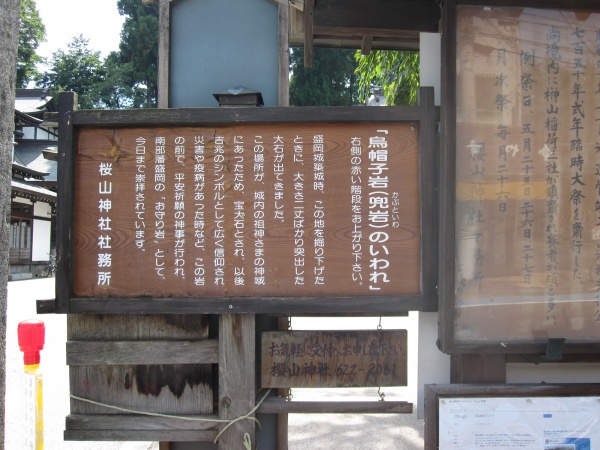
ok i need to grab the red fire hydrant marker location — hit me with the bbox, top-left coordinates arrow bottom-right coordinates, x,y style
18,320 -> 45,450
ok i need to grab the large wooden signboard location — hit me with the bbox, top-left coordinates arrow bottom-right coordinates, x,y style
261,330 -> 407,388
75,123 -> 419,297
440,1 -> 600,352
53,97 -> 437,314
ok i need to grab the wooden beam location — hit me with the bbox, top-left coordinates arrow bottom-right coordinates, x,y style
66,399 -> 217,442
303,0 -> 314,68
258,398 -> 413,414
314,26 -> 427,39
66,340 -> 219,365
65,430 -> 218,442
361,35 -> 373,55
278,3 -> 290,106
68,294 -> 423,315
66,414 -> 219,431
313,0 -> 440,33
67,105 -> 422,127
157,0 -> 170,108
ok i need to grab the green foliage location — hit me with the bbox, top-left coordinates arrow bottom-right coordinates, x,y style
289,47 -> 359,106
94,51 -> 149,109
116,0 -> 159,108
17,0 -> 46,88
36,35 -> 106,109
355,50 -> 420,106
33,0 -> 158,109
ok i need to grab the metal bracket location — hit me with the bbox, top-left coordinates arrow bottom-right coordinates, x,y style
544,338 -> 566,361
522,338 -> 566,364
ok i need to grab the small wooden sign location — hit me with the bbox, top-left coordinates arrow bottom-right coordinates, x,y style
261,330 -> 407,388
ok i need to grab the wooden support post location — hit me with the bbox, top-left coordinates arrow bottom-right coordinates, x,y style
277,315 -> 289,450
303,0 -> 314,67
418,86 -> 439,312
278,3 -> 290,107
56,92 -> 78,314
219,314 -> 256,450
158,0 -> 170,108
277,413 -> 288,450
361,35 -> 373,55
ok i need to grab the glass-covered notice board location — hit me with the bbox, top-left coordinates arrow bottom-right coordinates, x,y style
441,1 -> 600,352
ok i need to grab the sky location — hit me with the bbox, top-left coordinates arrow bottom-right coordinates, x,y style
35,0 -> 125,60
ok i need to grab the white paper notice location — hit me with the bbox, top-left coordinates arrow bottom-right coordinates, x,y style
439,397 -> 600,449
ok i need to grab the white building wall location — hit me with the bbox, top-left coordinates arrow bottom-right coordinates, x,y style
33,201 -> 52,218
32,219 -> 51,262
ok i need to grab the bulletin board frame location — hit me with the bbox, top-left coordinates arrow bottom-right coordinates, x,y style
439,0 -> 600,354
424,383 -> 600,450
49,88 -> 439,315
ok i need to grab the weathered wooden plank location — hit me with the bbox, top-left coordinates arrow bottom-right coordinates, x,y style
257,398 -> 413,414
70,105 -> 421,127
68,295 -> 424,315
218,314 -> 255,450
69,365 -> 213,415
66,413 -> 219,431
261,330 -> 408,388
67,314 -> 210,340
67,340 -> 219,365
64,430 -> 218,442
66,313 -> 214,440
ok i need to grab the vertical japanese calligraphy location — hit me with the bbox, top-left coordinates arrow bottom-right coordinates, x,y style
74,123 -> 419,298
97,161 -> 113,286
454,7 -> 600,343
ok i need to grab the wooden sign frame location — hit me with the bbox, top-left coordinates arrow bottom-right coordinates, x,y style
425,383 -> 600,450
261,330 -> 408,388
439,0 -> 600,353
53,88 -> 438,315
